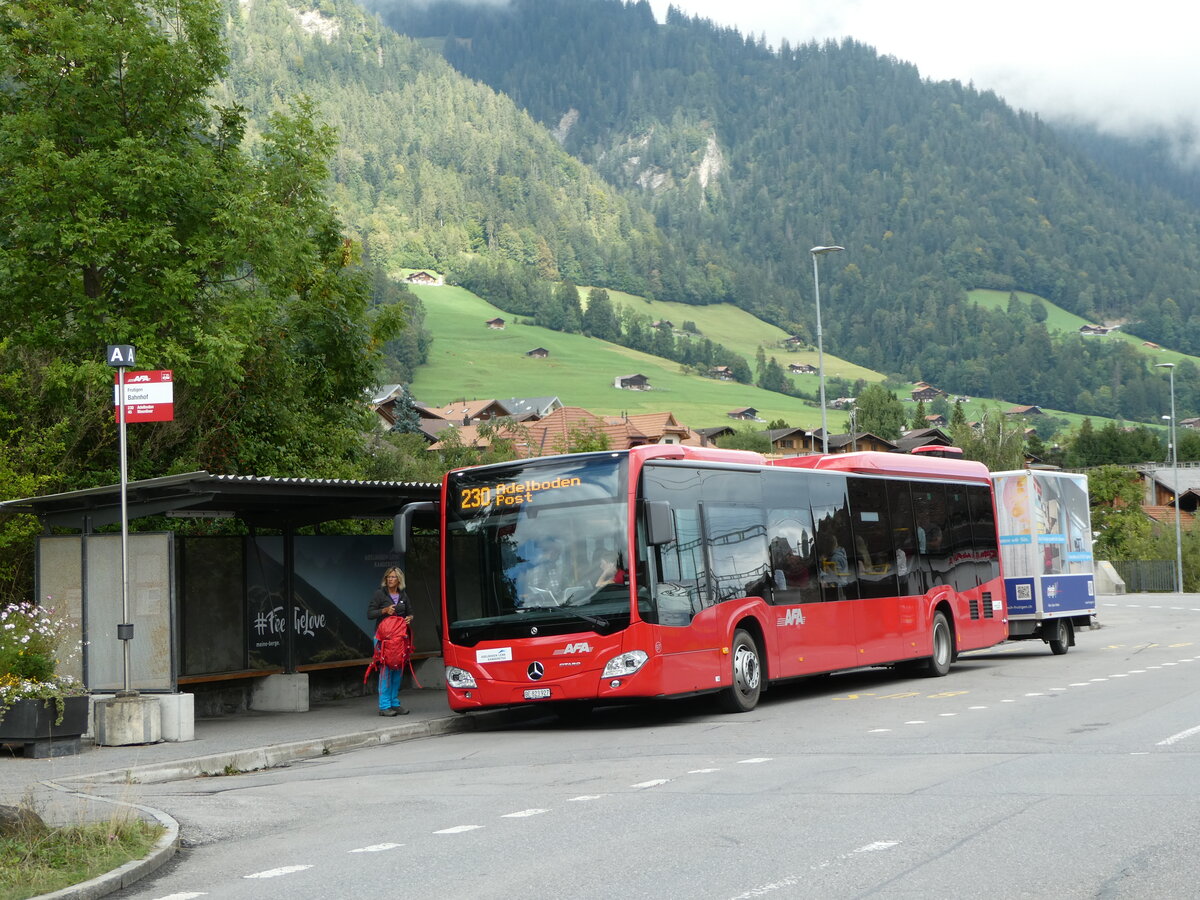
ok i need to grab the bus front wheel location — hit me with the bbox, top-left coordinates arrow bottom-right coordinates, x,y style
717,629 -> 762,712
923,612 -> 952,677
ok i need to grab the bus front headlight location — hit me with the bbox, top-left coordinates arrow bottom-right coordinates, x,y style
602,650 -> 648,678
445,666 -> 478,689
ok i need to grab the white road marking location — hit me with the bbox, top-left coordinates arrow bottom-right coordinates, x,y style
243,866 -> 312,879
1111,673 -> 1130,678
1025,692 -> 1044,697
688,768 -> 721,773
151,894 -> 208,899
939,713 -> 956,717
1069,682 -> 1090,686
348,843 -> 402,853
728,840 -> 901,898
631,779 -> 670,788
738,757 -> 772,764
904,720 -> 926,725
968,705 -> 988,709
566,795 -> 605,802
434,825 -> 483,834
501,809 -> 548,818
868,728 -> 891,732
1157,724 -> 1200,746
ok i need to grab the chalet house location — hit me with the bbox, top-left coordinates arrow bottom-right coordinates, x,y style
766,427 -> 811,457
405,270 -> 442,285
727,407 -> 760,421
525,347 -> 549,358
826,432 -> 899,454
1079,324 -> 1111,336
431,406 -> 654,458
502,396 -> 563,420
924,414 -> 948,428
830,397 -> 856,410
485,317 -> 506,329
710,365 -> 734,381
788,363 -> 817,374
1130,463 -> 1200,531
1143,341 -> 1162,350
911,385 -> 948,403
651,320 -> 674,330
695,425 -> 737,447
428,398 -> 512,425
1181,418 -> 1200,430
617,412 -> 699,446
897,427 -> 954,454
614,373 -> 651,391
782,335 -> 806,349
1005,405 -> 1044,416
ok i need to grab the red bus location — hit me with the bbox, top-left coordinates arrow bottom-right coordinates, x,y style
430,445 -> 1007,713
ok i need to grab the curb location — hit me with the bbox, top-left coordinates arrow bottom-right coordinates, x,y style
69,709 -> 521,785
35,784 -> 180,900
30,708 -> 539,899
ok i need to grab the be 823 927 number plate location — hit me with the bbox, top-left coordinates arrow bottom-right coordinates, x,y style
524,688 -> 552,700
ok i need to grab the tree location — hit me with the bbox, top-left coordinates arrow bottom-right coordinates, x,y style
854,384 -> 907,440
950,408 -> 1026,471
910,399 -> 928,431
0,0 -> 406,600
1087,465 -> 1152,561
581,288 -> 620,340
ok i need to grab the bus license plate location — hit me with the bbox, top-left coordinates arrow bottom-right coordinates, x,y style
524,688 -> 552,700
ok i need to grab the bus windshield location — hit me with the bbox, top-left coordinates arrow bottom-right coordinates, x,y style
444,453 -> 631,645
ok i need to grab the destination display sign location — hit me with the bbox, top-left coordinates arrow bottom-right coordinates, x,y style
457,475 -> 584,510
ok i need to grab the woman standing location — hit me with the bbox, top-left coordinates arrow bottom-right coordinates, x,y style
367,567 -> 413,716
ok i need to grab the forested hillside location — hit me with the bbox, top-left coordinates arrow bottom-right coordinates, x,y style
222,0 -> 737,306
364,0 -> 1200,420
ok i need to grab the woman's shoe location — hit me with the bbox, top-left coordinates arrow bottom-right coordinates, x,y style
379,708 -> 398,717
394,708 -> 410,715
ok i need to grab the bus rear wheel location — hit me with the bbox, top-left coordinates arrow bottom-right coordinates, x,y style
923,612 -> 952,677
717,629 -> 762,712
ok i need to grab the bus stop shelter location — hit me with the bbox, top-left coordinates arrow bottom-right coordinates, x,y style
1,472 -> 440,715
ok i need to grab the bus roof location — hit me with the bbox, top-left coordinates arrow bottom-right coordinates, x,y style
770,450 -> 991,482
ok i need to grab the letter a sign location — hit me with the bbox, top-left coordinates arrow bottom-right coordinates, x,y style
107,344 -> 136,367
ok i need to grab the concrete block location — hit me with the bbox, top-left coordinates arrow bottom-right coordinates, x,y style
1095,560 -> 1126,595
95,696 -> 161,746
158,693 -> 195,742
249,673 -> 309,712
411,658 -> 446,690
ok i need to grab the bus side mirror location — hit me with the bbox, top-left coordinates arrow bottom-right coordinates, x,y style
394,501 -> 438,554
644,500 -> 676,546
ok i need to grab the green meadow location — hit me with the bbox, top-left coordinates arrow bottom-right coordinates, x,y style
405,284 -> 873,429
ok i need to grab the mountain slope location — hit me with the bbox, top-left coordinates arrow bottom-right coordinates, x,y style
368,0 -> 1200,418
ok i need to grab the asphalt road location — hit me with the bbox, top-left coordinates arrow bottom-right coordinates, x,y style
112,597 -> 1200,899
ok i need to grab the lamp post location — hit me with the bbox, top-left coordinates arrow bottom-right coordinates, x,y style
1156,362 -> 1185,594
810,245 -> 844,453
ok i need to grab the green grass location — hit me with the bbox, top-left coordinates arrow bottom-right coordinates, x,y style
968,289 -> 1199,368
594,287 -> 884,385
406,284 -> 848,429
0,815 -> 163,900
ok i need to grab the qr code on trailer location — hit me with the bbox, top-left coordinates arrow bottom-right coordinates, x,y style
1015,584 -> 1033,601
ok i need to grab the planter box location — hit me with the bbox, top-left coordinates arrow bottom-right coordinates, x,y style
0,695 -> 89,745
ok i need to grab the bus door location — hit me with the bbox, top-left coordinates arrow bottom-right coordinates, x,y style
847,477 -> 904,664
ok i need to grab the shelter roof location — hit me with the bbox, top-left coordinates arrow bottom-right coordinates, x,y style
0,471 -> 439,531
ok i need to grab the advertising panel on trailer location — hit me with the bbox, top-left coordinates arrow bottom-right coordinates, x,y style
992,469 -> 1097,653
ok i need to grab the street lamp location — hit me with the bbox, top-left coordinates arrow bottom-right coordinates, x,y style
1156,362 -> 1185,594
810,245 -> 844,453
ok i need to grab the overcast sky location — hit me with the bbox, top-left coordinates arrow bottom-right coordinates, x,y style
649,1 -> 1200,163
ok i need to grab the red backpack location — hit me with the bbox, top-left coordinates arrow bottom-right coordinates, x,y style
364,615 -> 419,685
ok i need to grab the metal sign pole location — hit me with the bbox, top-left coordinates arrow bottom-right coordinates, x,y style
107,345 -> 137,698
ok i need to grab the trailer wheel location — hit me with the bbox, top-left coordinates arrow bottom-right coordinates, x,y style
1048,618 -> 1072,655
923,612 -> 952,677
717,629 -> 762,712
